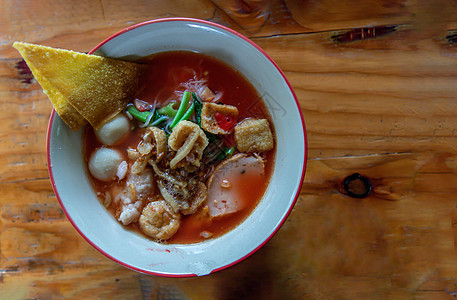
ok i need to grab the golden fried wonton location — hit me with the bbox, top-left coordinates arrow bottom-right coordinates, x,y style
13,42 -> 148,131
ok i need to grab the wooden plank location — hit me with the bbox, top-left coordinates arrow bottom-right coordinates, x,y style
3,0 -> 457,59
283,0 -> 412,31
0,0 -> 216,58
2,0 -> 457,298
1,268 -> 142,299
2,153 -> 457,298
251,27 -> 457,157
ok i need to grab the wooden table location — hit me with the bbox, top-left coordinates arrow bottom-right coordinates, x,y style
2,0 -> 457,298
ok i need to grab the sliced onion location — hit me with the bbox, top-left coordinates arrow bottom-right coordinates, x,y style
212,91 -> 223,103
179,78 -> 208,95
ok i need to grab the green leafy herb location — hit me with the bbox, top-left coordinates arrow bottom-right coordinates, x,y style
224,145 -> 236,159
192,92 -> 203,126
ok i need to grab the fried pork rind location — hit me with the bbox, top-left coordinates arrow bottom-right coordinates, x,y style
12,42 -> 148,131
168,121 -> 209,169
131,127 -> 167,174
201,102 -> 239,134
150,159 -> 208,214
234,118 -> 274,153
181,181 -> 208,215
156,179 -> 190,212
131,155 -> 149,175
142,127 -> 167,162
156,177 -> 208,214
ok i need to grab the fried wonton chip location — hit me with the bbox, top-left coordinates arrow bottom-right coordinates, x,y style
13,42 -> 148,131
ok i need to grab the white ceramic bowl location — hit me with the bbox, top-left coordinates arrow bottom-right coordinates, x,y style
47,18 -> 307,277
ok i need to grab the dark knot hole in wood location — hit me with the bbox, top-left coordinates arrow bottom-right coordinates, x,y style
343,173 -> 372,198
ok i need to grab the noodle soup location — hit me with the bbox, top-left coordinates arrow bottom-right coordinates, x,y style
84,51 -> 275,244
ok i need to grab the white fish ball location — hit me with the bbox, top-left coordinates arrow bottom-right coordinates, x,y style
95,114 -> 130,145
88,148 -> 122,182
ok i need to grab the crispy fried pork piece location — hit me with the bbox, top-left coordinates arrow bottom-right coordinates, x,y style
150,160 -> 207,214
155,176 -> 208,215
131,126 -> 167,174
234,118 -> 274,153
168,120 -> 208,169
156,179 -> 190,213
181,181 -> 208,215
201,102 -> 238,134
142,126 -> 167,161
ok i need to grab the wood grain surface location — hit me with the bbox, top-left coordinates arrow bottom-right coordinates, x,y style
2,0 -> 457,299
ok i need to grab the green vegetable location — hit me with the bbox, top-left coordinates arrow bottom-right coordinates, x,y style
157,102 -> 178,117
192,92 -> 203,126
180,102 -> 195,122
217,152 -> 226,161
224,145 -> 236,159
127,105 -> 150,123
206,145 -> 237,163
152,110 -> 161,121
216,146 -> 236,161
167,96 -> 195,126
170,91 -> 191,129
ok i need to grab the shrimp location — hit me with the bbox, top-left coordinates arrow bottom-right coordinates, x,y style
139,200 -> 181,240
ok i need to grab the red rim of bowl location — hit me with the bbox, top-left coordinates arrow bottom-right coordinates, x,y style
46,17 -> 308,277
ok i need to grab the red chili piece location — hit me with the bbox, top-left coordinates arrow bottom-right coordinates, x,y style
215,112 -> 235,131
134,99 -> 152,112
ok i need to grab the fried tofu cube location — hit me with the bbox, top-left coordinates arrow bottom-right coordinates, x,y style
201,102 -> 239,134
234,118 -> 274,153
